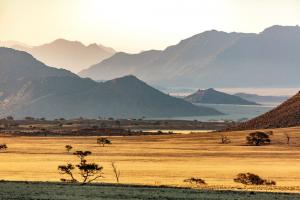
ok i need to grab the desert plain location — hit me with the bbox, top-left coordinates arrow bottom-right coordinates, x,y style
1,127 -> 300,193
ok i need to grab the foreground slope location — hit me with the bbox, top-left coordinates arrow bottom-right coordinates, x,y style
229,91 -> 300,130
0,181 -> 299,200
80,25 -> 300,88
185,88 -> 258,105
0,47 -> 221,119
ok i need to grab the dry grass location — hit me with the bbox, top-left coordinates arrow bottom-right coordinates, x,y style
1,126 -> 300,192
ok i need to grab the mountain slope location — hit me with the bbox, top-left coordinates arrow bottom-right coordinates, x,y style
228,91 -> 300,130
79,25 -> 300,88
185,88 -> 258,105
0,39 -> 116,73
0,48 -> 221,119
198,25 -> 300,87
79,30 -> 249,85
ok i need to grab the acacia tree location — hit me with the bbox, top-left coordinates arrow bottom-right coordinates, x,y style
97,138 -> 111,147
58,151 -> 103,184
246,131 -> 271,146
65,145 -> 73,153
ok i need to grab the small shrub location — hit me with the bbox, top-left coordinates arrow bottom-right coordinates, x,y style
65,145 -> 73,153
184,177 -> 207,186
246,131 -> 271,146
284,133 -> 290,144
234,173 -> 276,185
0,144 -> 7,151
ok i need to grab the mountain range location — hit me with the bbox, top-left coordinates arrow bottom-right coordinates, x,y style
234,93 -> 289,104
184,88 -> 258,105
79,25 -> 300,88
0,39 -> 115,73
0,47 -> 222,119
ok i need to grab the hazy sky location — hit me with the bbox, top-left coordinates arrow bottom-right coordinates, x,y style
1,0 -> 300,53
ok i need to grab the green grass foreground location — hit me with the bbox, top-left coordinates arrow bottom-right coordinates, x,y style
0,181 -> 300,200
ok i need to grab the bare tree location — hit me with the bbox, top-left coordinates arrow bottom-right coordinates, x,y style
284,133 -> 290,144
58,150 -> 104,184
220,134 -> 231,144
111,162 -> 121,183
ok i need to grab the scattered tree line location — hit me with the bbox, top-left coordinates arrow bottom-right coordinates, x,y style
184,172 -> 276,187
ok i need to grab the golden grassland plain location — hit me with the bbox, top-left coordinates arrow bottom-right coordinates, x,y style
1,127 -> 300,193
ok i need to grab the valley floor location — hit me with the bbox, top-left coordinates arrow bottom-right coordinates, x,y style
0,127 -> 300,193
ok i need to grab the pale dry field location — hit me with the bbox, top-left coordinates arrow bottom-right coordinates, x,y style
1,127 -> 300,192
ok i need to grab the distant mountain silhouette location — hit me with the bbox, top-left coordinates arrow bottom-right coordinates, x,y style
79,25 -> 300,88
234,93 -> 289,104
228,91 -> 300,130
0,48 -> 222,119
184,88 -> 258,105
0,39 -> 115,73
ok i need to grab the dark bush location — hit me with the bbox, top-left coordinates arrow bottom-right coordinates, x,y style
234,173 -> 276,185
0,144 -> 7,151
246,131 -> 271,146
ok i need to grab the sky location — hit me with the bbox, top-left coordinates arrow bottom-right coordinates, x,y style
0,0 -> 300,53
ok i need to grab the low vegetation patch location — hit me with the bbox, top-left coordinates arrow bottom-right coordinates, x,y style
234,173 -> 276,185
184,177 -> 207,186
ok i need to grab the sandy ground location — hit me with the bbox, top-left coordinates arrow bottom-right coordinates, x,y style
0,126 -> 300,192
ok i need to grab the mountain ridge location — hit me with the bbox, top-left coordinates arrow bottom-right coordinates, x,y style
79,25 -> 300,88
0,39 -> 116,73
0,47 -> 222,119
